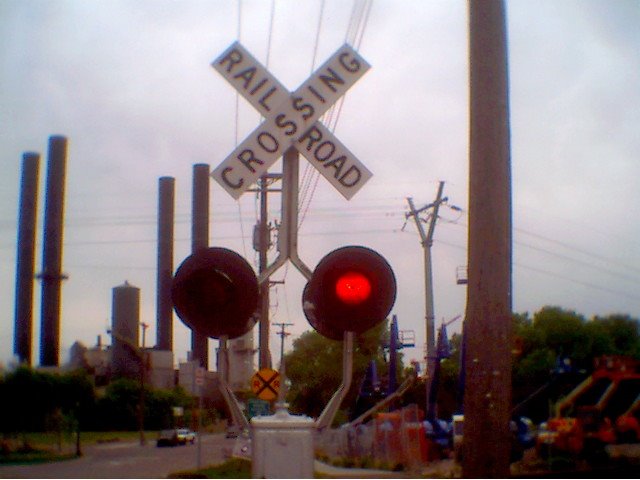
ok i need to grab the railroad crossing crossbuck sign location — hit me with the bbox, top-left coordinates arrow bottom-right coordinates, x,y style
211,41 -> 373,200
251,368 -> 281,402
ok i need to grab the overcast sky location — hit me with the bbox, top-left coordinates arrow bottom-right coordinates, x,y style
1,0 -> 639,371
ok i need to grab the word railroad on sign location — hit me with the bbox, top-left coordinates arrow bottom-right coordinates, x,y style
211,41 -> 373,200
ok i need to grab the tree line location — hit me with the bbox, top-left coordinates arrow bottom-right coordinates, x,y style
2,305 -> 638,434
284,306 -> 640,424
0,367 -> 196,435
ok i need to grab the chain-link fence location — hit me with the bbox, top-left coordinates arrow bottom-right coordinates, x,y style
316,404 -> 442,470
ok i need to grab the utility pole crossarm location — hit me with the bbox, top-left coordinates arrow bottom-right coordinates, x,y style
406,182 -> 448,246
425,181 -> 446,244
406,197 -> 429,245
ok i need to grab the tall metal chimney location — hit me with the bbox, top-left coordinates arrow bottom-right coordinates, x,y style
156,176 -> 175,351
39,135 -> 68,367
191,164 -> 209,369
14,152 -> 40,365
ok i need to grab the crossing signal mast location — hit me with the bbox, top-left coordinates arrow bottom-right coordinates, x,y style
171,42 -> 395,456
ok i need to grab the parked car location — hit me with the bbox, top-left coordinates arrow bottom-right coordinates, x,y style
225,424 -> 241,439
176,428 -> 196,445
157,429 -> 179,447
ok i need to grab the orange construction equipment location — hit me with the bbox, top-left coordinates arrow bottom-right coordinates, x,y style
537,356 -> 640,457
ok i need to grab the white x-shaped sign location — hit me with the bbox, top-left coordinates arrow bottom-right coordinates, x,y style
211,42 -> 373,200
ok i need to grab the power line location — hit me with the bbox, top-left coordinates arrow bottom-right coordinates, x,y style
514,262 -> 640,305
299,0 -> 373,227
442,219 -> 640,281
234,0 -> 247,258
298,0 -> 328,220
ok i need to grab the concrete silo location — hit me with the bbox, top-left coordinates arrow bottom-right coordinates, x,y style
111,281 -> 141,379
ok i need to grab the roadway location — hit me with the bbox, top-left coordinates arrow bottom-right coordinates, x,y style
0,433 -> 236,479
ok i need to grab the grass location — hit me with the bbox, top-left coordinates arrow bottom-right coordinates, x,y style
168,458 -> 252,479
6,430 -> 159,447
0,438 -> 78,466
168,457 -> 412,479
0,450 -> 77,466
0,431 -> 157,465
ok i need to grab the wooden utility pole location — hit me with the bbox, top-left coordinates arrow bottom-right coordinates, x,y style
463,0 -> 512,478
259,176 -> 271,370
255,174 -> 282,370
273,321 -> 293,405
273,322 -> 293,369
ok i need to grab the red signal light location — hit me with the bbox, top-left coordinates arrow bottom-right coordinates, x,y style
302,246 -> 396,340
335,271 -> 371,305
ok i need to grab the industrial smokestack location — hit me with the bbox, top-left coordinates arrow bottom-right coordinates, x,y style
156,176 -> 175,351
39,135 -> 68,367
14,152 -> 40,365
191,164 -> 209,369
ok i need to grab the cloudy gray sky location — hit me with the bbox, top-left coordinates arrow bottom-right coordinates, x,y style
1,0 -> 639,370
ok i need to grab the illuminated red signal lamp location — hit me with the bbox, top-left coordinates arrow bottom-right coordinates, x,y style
335,271 -> 372,305
302,246 -> 396,341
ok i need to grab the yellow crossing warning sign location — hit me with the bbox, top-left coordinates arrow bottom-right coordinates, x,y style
251,368 -> 280,401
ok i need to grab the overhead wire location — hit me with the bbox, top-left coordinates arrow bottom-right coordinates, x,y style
396,230 -> 640,306
298,0 -> 373,228
51,219 -> 640,307
275,0 -> 328,287
234,0 -> 248,258
298,0 -> 327,218
7,192 -> 638,309
354,0 -> 374,47
251,0 -> 278,268
440,216 -> 640,280
265,0 -> 276,70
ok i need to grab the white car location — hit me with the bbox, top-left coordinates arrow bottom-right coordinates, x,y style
176,428 -> 196,445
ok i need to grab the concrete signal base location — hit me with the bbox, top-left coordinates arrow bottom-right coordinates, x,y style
251,404 -> 314,478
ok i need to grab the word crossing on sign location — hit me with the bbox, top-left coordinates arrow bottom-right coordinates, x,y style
211,41 -> 373,200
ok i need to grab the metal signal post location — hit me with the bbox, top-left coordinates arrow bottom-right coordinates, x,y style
258,148 -> 313,284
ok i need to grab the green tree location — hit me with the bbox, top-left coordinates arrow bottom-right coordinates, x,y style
0,367 -> 96,434
0,367 -> 58,433
592,314 -> 640,356
399,307 -> 640,425
284,321 -> 393,420
511,308 -> 640,422
145,386 -> 194,430
93,378 -> 141,431
91,379 -> 196,431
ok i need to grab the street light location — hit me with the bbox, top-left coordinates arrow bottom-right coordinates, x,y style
107,328 -> 148,446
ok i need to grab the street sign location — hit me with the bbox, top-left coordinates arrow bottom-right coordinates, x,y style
247,398 -> 271,418
173,406 -> 184,417
211,41 -> 372,200
195,366 -> 205,386
251,368 -> 280,402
